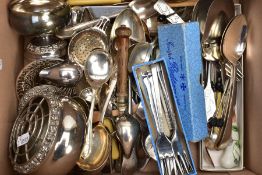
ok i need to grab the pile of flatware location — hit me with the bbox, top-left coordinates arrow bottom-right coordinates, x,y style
7,0 -> 247,174
137,62 -> 193,175
193,0 -> 247,170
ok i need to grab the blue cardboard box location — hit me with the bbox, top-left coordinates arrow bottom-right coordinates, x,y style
132,59 -> 197,175
158,22 -> 208,142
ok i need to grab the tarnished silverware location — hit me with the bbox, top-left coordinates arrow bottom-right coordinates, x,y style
216,14 -> 247,148
128,0 -> 157,20
110,9 -> 146,43
128,38 -> 157,73
156,64 -> 193,174
39,62 -> 83,87
9,0 -> 70,35
16,59 -> 63,100
142,73 -> 174,175
10,85 -> 86,175
68,17 -> 110,68
114,26 -> 140,159
79,49 -> 113,167
24,34 -> 67,65
56,14 -> 118,39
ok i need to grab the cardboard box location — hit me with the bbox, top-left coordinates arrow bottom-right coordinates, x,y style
158,22 -> 208,142
0,0 -> 261,174
133,59 -> 197,175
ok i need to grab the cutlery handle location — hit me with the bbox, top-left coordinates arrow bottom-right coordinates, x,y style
115,25 -> 132,112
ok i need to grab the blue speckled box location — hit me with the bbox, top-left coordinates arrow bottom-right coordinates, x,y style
158,22 -> 208,142
132,59 -> 197,175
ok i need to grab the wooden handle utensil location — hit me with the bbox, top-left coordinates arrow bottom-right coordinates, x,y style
114,25 -> 132,113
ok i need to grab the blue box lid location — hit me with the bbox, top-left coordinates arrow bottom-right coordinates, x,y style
158,22 -> 208,142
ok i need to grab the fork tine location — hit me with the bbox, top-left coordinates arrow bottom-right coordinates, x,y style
183,151 -> 193,172
167,157 -> 174,175
166,158 -> 173,175
159,159 -> 165,175
178,152 -> 189,174
174,155 -> 184,174
172,157 -> 178,175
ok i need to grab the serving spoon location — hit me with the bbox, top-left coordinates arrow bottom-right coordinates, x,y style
78,49 -> 113,165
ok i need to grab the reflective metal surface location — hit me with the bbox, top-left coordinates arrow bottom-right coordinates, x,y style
116,113 -> 140,158
56,14 -> 118,39
144,135 -> 157,160
121,148 -> 138,175
222,15 -> 248,65
16,59 -> 63,99
215,14 -> 247,148
39,62 -> 83,87
128,39 -> 157,73
68,18 -> 110,68
9,85 -> 86,175
8,0 -> 70,35
69,6 -> 92,26
110,9 -> 146,43
79,87 -> 100,104
24,34 -> 67,64
144,15 -> 161,35
203,0 -> 235,41
192,0 -> 214,36
84,49 -> 113,89
79,49 -> 113,170
128,0 -> 157,20
77,125 -> 111,171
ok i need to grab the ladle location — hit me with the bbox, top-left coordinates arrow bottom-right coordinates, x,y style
79,49 -> 113,164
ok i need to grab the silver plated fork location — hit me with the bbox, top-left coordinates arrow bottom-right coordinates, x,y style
156,64 -> 193,174
142,72 -> 174,175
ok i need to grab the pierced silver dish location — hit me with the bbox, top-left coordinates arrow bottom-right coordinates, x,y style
9,85 -> 87,175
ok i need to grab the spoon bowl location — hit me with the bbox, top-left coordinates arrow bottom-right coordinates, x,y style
77,124 -> 111,171
84,49 -> 113,88
129,0 -> 157,20
222,15 -> 248,65
110,9 -> 146,43
128,40 -> 156,73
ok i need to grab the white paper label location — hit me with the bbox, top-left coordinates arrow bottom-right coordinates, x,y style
154,0 -> 184,24
204,87 -> 217,120
17,133 -> 30,147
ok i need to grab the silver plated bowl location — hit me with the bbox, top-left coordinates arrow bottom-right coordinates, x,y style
24,34 -> 67,64
9,85 -> 87,175
8,0 -> 70,35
